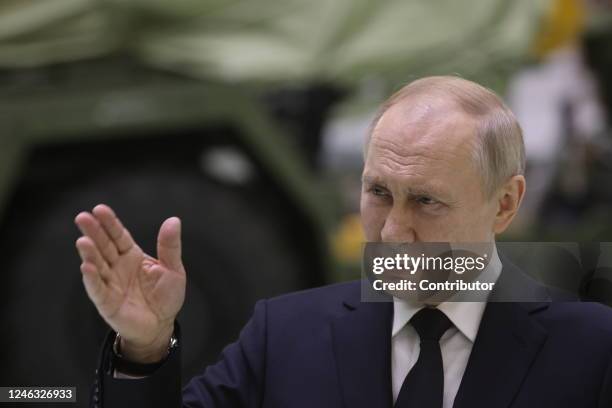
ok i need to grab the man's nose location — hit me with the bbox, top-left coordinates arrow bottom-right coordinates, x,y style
380,206 -> 416,243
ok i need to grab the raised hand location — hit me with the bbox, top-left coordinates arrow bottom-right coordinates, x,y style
75,204 -> 186,363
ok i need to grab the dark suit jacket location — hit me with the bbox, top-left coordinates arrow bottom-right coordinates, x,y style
91,260 -> 612,408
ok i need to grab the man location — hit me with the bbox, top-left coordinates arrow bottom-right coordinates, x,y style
75,76 -> 612,408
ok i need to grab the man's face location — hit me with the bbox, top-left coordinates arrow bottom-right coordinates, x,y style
360,99 -> 498,243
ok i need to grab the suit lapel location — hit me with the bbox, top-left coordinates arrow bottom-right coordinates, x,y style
452,258 -> 550,408
452,301 -> 548,408
332,297 -> 394,408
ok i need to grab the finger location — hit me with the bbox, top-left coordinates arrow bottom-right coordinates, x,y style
75,211 -> 119,265
157,217 -> 183,272
76,236 -> 110,280
92,204 -> 135,254
80,261 -> 108,305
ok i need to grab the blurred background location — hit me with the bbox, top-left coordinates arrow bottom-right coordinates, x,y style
0,0 -> 612,406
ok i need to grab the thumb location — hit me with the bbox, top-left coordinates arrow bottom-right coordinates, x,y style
157,217 -> 183,272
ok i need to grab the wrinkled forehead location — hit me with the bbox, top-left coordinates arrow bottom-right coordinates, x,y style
368,98 -> 478,162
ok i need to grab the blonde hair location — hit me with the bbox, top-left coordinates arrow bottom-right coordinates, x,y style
366,76 -> 525,198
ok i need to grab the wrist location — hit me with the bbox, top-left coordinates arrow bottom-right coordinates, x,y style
117,324 -> 175,363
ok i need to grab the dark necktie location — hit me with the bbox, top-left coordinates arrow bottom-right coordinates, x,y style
394,307 -> 453,408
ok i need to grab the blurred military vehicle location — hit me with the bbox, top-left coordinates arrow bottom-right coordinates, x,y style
0,1 -> 569,406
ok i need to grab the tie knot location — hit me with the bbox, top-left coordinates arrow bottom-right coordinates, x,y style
410,308 -> 452,342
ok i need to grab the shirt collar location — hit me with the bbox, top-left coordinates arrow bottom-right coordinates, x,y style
391,244 -> 502,342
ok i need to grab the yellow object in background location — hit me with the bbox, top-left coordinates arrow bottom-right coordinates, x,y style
532,0 -> 586,58
332,213 -> 365,264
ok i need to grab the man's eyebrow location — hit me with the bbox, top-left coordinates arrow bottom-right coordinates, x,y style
405,186 -> 451,200
361,175 -> 382,184
404,187 -> 436,196
362,175 -> 448,198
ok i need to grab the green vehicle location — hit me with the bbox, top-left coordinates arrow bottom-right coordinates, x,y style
0,1 -> 559,405
0,57 -> 337,405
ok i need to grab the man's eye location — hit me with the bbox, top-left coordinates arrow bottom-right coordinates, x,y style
371,186 -> 388,196
417,196 -> 438,205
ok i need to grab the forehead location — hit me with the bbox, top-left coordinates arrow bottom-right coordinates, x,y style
365,99 -> 481,193
371,98 -> 477,156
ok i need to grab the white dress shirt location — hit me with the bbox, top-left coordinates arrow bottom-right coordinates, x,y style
391,247 -> 502,408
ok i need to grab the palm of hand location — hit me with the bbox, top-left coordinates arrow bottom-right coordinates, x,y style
75,204 -> 185,347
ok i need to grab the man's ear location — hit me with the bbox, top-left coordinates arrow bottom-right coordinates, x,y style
493,175 -> 526,234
